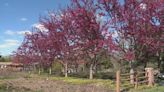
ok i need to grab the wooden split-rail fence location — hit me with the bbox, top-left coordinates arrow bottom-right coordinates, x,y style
116,68 -> 154,92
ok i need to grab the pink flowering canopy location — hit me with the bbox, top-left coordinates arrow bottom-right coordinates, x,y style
12,0 -> 163,70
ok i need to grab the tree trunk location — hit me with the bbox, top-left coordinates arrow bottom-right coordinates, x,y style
94,65 -> 97,74
158,60 -> 161,70
144,61 -> 147,69
110,57 -> 120,71
33,64 -> 36,72
158,55 -> 162,71
89,64 -> 93,79
65,63 -> 68,77
38,67 -> 41,75
42,67 -> 44,73
161,60 -> 164,72
157,51 -> 162,70
75,64 -> 78,73
49,67 -> 52,75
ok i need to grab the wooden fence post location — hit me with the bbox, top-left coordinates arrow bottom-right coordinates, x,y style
135,72 -> 138,89
116,70 -> 120,92
130,69 -> 135,84
145,68 -> 154,87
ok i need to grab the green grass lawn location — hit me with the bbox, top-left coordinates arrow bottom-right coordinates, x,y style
49,76 -> 116,89
130,86 -> 164,92
36,74 -> 164,92
35,73 -> 116,88
49,76 -> 164,92
0,73 -> 163,92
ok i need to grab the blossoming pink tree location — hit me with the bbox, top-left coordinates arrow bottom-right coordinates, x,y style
98,0 -> 164,70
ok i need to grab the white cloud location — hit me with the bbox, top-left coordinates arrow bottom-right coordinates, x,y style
5,39 -> 19,45
0,39 -> 20,49
32,23 -> 48,32
20,18 -> 28,21
5,30 -> 15,35
17,30 -> 32,35
5,30 -> 32,35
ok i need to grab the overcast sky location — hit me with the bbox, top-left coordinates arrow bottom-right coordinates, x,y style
0,0 -> 70,56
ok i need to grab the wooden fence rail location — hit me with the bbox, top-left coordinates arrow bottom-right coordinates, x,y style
116,68 -> 154,92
